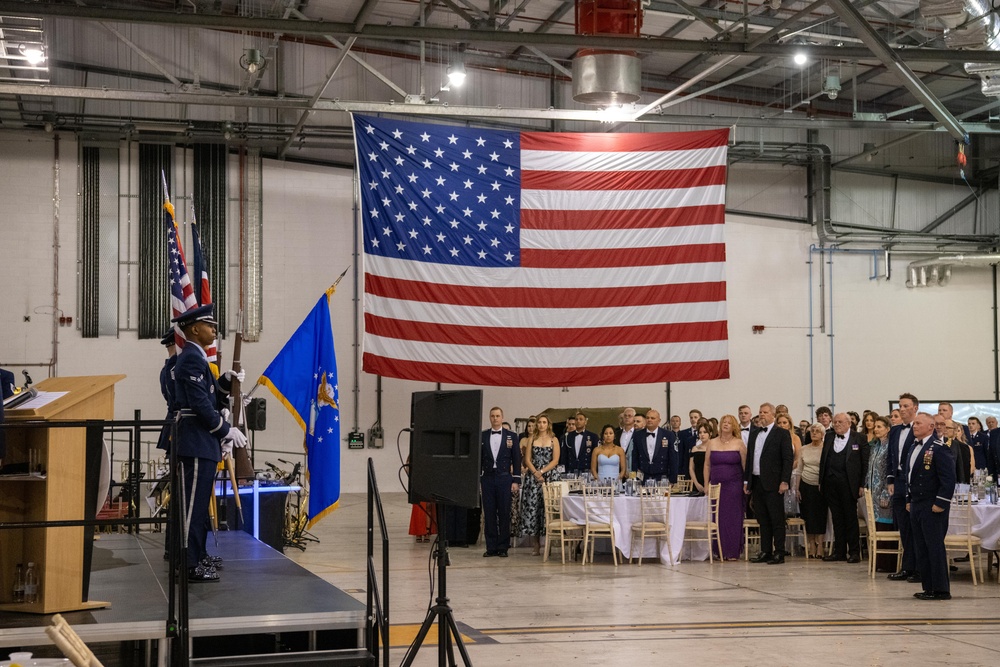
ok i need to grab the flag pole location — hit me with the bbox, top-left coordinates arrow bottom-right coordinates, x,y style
327,265 -> 350,297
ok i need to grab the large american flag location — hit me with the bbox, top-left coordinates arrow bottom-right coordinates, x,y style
189,220 -> 218,362
353,114 -> 730,387
165,200 -> 197,348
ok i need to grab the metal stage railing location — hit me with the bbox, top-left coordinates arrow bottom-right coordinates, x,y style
366,457 -> 390,667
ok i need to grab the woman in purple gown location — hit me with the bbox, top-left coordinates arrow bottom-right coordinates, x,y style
703,414 -> 748,560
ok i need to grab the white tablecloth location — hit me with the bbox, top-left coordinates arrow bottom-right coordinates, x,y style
947,502 -> 1000,549
561,493 -> 710,564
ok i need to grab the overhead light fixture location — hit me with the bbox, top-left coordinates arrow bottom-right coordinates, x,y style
823,74 -> 841,99
597,103 -> 632,123
447,61 -> 466,88
19,43 -> 46,66
240,48 -> 265,74
793,51 -> 808,66
132,121 -> 190,134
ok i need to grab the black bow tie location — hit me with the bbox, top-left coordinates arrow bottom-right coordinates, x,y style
741,427 -> 749,431
491,430 -> 501,434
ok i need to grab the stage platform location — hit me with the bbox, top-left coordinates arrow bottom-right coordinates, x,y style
0,531 -> 366,662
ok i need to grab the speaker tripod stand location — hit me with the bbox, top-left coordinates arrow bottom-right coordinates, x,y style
400,534 -> 472,667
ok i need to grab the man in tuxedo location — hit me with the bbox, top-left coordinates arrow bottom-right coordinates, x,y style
632,409 -> 678,483
614,408 -> 637,472
738,405 -> 753,445
820,413 -> 870,563
562,411 -> 598,475
481,406 -> 521,558
886,392 -> 919,581
906,412 -> 956,600
678,409 -> 702,481
744,402 -> 793,564
938,402 -> 971,442
986,416 -> 1000,476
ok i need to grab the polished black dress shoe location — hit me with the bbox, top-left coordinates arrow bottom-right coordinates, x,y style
846,555 -> 861,564
887,570 -> 912,580
498,551 -> 509,558
483,551 -> 497,558
954,555 -> 970,562
914,591 -> 951,600
751,552 -> 773,563
201,555 -> 224,570
188,564 -> 220,583
823,555 -> 846,562
767,555 -> 785,564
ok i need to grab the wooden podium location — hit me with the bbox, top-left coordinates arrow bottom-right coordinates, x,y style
0,374 -> 125,614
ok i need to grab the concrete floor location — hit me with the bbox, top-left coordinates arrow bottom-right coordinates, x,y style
286,492 -> 1000,667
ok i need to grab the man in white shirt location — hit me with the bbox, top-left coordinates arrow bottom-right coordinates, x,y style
614,408 -> 637,472
738,405 -> 753,445
887,392 -> 919,581
819,413 -> 869,563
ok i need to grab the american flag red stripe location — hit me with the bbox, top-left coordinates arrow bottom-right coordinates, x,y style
165,201 -> 197,349
354,115 -> 730,387
189,221 -> 218,362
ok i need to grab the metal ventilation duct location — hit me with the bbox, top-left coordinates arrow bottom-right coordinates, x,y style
905,254 -> 1000,288
921,0 -> 1000,95
572,0 -> 643,106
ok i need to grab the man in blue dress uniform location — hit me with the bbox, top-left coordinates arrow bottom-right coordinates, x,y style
481,406 -> 521,558
172,304 -> 247,582
632,409 -> 678,483
887,393 -> 919,581
157,329 -> 179,453
561,411 -> 598,475
906,412 -> 956,600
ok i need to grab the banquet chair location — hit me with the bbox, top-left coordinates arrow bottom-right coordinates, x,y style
944,493 -> 985,585
542,482 -> 583,564
629,486 -> 673,566
671,478 -> 693,494
582,484 -> 618,566
685,483 -> 722,563
743,518 -> 760,561
785,517 -> 806,556
862,488 -> 901,579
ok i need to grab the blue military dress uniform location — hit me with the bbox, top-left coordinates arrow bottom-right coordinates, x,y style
906,436 -> 956,597
632,427 -> 679,483
561,429 -> 598,475
156,329 -> 178,452
173,307 -> 235,573
480,427 -> 521,556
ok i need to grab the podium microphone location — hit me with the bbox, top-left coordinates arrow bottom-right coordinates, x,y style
22,370 -> 33,388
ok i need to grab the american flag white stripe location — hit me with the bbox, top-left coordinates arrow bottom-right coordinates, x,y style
365,253 -> 726,289
520,223 -> 724,251
354,115 -> 730,387
521,185 -> 727,211
520,145 -> 729,172
365,335 -> 729,369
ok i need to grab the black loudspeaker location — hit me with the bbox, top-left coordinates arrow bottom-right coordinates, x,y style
246,397 -> 267,431
408,390 -> 482,508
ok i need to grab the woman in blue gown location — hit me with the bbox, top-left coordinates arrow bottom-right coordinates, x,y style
590,425 -> 626,483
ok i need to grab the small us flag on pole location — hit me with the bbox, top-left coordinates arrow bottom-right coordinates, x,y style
353,114 -> 730,387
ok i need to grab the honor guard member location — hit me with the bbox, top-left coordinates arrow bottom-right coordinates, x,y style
0,368 -> 12,466
906,412 -> 956,600
157,329 -> 179,561
562,411 -> 599,475
157,329 -> 179,453
481,407 -> 521,558
173,304 -> 247,582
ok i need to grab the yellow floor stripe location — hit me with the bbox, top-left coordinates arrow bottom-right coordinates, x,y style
389,623 -> 476,648
484,617 -> 1000,635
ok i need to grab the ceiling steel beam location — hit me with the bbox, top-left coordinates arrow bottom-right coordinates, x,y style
824,0 -> 966,139
919,190 -> 981,232
4,80 -> 1000,132
279,35 -> 357,158
5,2 -> 1000,63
